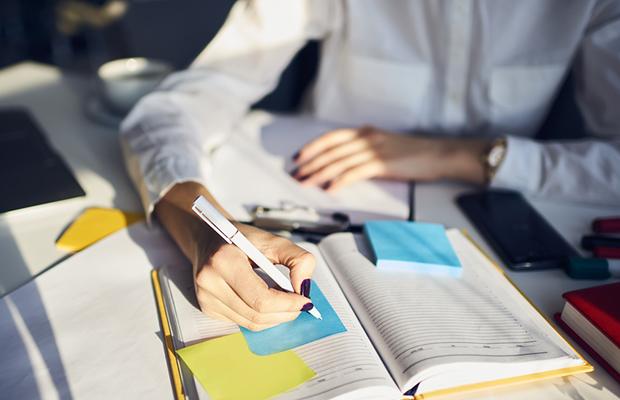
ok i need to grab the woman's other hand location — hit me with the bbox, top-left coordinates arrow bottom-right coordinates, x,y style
291,126 -> 491,191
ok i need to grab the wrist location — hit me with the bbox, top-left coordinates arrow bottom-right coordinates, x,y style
438,138 -> 491,184
155,182 -> 232,263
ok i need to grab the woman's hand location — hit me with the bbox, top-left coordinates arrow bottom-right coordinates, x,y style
291,126 -> 491,191
192,222 -> 315,331
155,182 -> 315,332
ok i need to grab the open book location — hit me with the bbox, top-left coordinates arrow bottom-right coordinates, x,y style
156,230 -> 591,399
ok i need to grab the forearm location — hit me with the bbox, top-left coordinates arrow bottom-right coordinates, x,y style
154,182 -> 231,263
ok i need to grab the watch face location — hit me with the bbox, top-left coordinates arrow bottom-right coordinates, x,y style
488,144 -> 506,167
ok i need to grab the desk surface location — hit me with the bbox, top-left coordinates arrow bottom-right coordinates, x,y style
1,62 -> 618,399
0,62 -> 141,297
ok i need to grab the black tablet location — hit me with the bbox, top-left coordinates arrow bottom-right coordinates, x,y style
0,108 -> 85,213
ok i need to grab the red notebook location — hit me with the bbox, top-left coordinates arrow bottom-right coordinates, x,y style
555,282 -> 620,383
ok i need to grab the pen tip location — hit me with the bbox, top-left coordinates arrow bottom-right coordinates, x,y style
309,307 -> 322,320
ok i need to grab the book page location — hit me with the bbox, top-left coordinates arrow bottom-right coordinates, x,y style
159,243 -> 401,400
319,230 -> 584,394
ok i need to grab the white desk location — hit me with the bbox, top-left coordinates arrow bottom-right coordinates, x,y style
0,62 -> 142,297
0,62 -> 618,399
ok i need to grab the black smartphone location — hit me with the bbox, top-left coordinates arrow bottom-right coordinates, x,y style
456,189 -> 578,270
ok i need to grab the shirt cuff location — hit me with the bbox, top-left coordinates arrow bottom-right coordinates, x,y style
140,156 -> 205,225
490,136 -> 544,193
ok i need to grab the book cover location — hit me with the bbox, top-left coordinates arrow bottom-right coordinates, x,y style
563,282 -> 620,347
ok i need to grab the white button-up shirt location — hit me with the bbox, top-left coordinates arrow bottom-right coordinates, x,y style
121,0 -> 620,216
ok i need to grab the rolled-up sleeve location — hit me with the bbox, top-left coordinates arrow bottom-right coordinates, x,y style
120,0 -> 337,219
492,1 -> 620,206
492,136 -> 620,205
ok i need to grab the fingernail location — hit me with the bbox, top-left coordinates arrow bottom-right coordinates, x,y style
290,167 -> 299,177
301,302 -> 314,312
292,151 -> 300,161
321,181 -> 331,190
301,279 -> 311,298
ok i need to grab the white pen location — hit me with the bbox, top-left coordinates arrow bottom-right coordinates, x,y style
192,195 -> 322,320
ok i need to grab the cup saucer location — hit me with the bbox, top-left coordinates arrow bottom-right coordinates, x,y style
84,94 -> 124,128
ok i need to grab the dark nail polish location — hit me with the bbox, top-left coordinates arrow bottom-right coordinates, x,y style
301,279 -> 312,298
301,302 -> 314,312
321,181 -> 331,190
290,167 -> 299,177
292,151 -> 300,161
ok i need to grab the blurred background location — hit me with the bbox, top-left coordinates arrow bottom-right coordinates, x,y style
0,0 -> 583,136
0,0 -> 318,112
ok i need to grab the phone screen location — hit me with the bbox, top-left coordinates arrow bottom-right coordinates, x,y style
457,190 -> 578,270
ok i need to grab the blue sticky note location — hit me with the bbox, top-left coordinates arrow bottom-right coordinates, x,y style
363,221 -> 462,277
240,281 -> 346,355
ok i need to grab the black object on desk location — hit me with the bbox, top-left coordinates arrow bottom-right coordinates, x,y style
0,108 -> 85,213
457,189 -> 578,270
581,235 -> 620,251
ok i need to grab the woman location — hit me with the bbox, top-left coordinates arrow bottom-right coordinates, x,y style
121,0 -> 620,330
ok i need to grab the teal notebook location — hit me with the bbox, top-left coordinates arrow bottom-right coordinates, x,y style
363,221 -> 462,276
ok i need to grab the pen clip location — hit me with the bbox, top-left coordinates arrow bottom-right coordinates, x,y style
191,204 -> 233,244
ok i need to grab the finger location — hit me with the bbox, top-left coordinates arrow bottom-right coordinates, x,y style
326,160 -> 386,191
208,272 -> 302,325
293,137 -> 372,180
295,128 -> 362,164
197,289 -> 282,331
265,238 -> 316,295
232,267 -> 311,313
300,150 -> 376,187
194,286 -> 233,323
210,245 -> 311,312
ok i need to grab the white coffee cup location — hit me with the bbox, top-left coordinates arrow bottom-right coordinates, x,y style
97,57 -> 172,114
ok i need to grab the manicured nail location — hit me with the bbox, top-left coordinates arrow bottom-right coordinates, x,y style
301,302 -> 314,312
292,151 -> 300,161
321,181 -> 331,190
290,167 -> 299,177
301,279 -> 312,298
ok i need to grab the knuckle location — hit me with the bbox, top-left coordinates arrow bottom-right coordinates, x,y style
248,310 -> 267,324
297,251 -> 316,268
245,322 -> 263,332
271,236 -> 291,250
194,269 -> 212,289
366,131 -> 380,142
361,128 -> 382,143
325,129 -> 342,139
250,296 -> 269,314
320,164 -> 338,178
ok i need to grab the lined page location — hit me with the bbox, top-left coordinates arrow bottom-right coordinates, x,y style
320,231 -> 581,393
160,244 -> 400,400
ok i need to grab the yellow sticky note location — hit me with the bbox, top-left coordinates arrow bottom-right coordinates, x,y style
177,333 -> 315,400
56,207 -> 143,252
